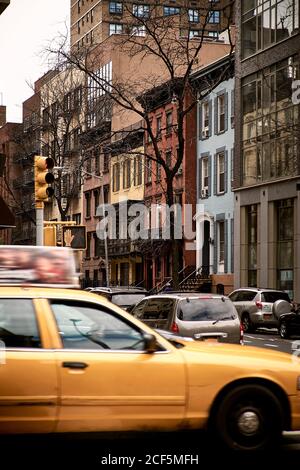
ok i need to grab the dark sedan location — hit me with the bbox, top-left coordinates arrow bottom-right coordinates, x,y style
278,308 -> 300,338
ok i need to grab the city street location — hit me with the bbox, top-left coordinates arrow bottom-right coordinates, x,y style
244,330 -> 299,354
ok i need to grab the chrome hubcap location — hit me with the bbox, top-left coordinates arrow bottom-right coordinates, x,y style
237,411 -> 260,435
280,324 -> 286,336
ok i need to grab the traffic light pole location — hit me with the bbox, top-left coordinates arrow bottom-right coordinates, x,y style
36,201 -> 44,246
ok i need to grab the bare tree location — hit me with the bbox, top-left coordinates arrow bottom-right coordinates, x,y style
47,0 -> 235,286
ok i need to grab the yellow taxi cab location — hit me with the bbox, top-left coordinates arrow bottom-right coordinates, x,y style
1,247 -> 300,452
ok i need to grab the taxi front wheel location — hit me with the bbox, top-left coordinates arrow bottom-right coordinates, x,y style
212,384 -> 283,452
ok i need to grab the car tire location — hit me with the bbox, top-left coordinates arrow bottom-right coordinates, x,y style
279,322 -> 289,339
241,313 -> 254,333
212,384 -> 283,452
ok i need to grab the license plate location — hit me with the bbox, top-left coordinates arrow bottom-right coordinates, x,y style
263,314 -> 272,319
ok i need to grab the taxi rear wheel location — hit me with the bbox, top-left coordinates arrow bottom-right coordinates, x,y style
212,384 -> 283,452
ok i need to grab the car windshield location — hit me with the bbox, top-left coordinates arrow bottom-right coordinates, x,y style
178,298 -> 236,322
111,293 -> 146,306
262,292 -> 290,303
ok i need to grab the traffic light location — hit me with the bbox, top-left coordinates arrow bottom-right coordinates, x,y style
34,156 -> 55,202
62,225 -> 86,250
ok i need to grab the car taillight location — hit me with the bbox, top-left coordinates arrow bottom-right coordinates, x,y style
256,301 -> 263,310
240,323 -> 244,345
171,322 -> 179,333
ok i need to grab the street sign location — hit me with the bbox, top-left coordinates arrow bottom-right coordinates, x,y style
62,225 -> 86,250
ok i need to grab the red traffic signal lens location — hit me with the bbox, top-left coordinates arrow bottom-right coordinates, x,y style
45,157 -> 54,170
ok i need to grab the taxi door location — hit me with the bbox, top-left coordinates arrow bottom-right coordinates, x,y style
48,299 -> 187,433
0,298 -> 58,434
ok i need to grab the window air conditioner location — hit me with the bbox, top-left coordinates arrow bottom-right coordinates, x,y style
201,188 -> 208,198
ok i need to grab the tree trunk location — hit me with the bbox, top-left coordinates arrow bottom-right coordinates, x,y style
166,176 -> 180,290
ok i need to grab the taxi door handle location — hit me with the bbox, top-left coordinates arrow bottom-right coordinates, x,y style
62,361 -> 89,370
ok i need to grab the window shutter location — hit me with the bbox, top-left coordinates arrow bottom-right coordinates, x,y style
214,97 -> 218,134
224,150 -> 228,194
198,158 -> 202,199
224,92 -> 228,132
208,155 -> 212,197
214,154 -> 217,195
199,103 -> 203,140
209,99 -> 213,137
213,221 -> 218,274
224,219 -> 228,273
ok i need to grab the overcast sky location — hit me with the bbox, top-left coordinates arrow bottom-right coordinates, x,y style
0,0 -> 70,123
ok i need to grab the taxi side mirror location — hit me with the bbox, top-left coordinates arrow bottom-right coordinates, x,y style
143,333 -> 157,353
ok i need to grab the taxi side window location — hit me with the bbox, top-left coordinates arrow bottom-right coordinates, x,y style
50,300 -> 145,351
0,299 -> 41,349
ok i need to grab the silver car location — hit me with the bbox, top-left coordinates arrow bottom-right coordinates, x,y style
131,293 -> 242,344
228,288 -> 292,333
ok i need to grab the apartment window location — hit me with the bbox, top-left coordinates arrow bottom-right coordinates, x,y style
109,2 -> 123,13
73,213 -> 81,225
156,160 -> 161,182
247,204 -> 257,287
242,56 -> 299,186
103,150 -> 110,172
201,101 -> 210,138
132,25 -> 146,36
156,116 -> 162,139
164,6 -> 180,16
133,4 -> 150,17
201,157 -> 209,196
208,31 -> 219,38
134,156 -> 143,186
85,192 -> 91,218
188,9 -> 199,22
77,22 -> 80,34
166,111 -> 172,134
242,0 -> 299,58
94,191 -> 99,216
217,152 -> 225,193
146,157 -> 152,183
113,162 -> 120,192
218,221 -> 225,264
208,10 -> 220,23
123,159 -> 131,189
94,148 -> 100,175
109,23 -> 123,35
189,30 -> 200,38
217,94 -> 225,133
86,233 -> 91,258
91,8 -> 94,22
277,199 -> 294,299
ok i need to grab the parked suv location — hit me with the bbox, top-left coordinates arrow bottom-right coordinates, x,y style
228,288 -> 292,333
87,287 -> 148,311
131,293 -> 242,344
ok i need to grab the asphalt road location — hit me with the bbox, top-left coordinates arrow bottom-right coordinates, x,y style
243,329 -> 300,354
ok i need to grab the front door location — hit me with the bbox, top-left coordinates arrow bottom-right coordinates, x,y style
0,298 -> 57,434
50,299 -> 186,433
